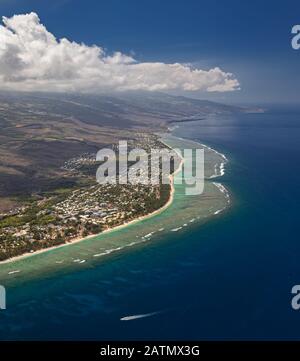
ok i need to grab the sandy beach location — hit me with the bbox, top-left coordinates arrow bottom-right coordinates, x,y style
0,150 -> 184,265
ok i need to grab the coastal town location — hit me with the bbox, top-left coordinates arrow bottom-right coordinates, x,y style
0,135 -> 172,261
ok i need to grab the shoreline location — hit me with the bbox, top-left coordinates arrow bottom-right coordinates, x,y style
0,150 -> 184,265
160,132 -> 229,179
0,131 -> 230,268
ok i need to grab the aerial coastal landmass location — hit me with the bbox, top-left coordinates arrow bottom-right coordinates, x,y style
0,1 -> 298,346
0,91 -> 251,262
0,132 -> 173,261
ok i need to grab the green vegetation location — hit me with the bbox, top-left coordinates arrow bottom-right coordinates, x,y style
0,132 -> 175,262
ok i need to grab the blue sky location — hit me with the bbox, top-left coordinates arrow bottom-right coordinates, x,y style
1,0 -> 300,104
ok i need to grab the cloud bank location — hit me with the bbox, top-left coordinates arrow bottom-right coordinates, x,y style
0,13 -> 240,93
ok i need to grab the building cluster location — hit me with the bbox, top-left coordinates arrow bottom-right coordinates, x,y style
0,135 -> 171,261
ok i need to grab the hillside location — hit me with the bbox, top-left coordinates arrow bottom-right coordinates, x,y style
0,91 -> 244,212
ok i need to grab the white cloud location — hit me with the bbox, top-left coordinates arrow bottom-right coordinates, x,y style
0,12 -> 240,93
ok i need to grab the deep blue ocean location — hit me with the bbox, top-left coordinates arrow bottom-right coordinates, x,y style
1,106 -> 300,340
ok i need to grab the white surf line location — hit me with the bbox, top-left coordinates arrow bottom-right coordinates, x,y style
92,238 -> 151,258
212,182 -> 231,204
160,133 -> 228,179
144,232 -> 155,238
120,311 -> 161,321
93,253 -> 104,257
209,160 -> 226,179
171,227 -> 183,232
189,138 -> 228,178
8,270 -> 21,275
204,145 -> 228,162
160,133 -> 228,160
214,207 -> 226,215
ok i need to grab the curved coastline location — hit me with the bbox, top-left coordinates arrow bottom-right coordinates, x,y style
0,156 -> 183,265
0,133 -> 231,283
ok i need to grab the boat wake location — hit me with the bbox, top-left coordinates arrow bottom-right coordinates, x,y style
120,311 -> 161,321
